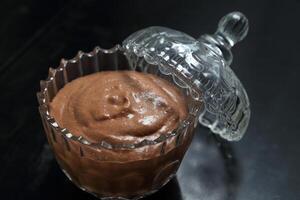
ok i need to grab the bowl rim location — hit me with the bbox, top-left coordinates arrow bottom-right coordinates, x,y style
37,45 -> 200,150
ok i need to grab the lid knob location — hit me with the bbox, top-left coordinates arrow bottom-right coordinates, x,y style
216,12 -> 249,48
199,12 -> 249,65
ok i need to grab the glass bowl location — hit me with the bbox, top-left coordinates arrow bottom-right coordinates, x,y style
37,45 -> 202,199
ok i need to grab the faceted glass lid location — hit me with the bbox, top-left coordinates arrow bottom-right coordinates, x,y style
123,12 -> 250,141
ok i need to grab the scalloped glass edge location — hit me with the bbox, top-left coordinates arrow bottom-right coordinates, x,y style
37,45 -> 199,150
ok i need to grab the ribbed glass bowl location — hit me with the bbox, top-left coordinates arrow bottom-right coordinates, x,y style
37,45 -> 202,199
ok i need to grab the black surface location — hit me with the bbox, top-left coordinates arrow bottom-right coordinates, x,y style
0,0 -> 300,199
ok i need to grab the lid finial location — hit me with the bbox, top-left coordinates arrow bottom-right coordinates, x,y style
216,11 -> 249,48
199,11 -> 249,65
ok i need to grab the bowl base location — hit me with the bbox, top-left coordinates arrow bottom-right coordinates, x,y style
61,167 -> 176,200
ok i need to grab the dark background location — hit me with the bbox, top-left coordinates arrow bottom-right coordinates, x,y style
0,0 -> 299,199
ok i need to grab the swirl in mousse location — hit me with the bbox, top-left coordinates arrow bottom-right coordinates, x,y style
49,70 -> 197,198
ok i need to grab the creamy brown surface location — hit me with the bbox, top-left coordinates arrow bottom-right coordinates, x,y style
50,71 -> 188,144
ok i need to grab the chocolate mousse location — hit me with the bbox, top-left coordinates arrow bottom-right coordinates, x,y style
50,71 -> 188,146
47,70 -> 197,198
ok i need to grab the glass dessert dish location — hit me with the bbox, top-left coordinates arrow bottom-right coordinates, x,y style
37,12 -> 250,199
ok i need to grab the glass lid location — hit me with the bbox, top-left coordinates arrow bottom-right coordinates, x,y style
123,12 -> 250,141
